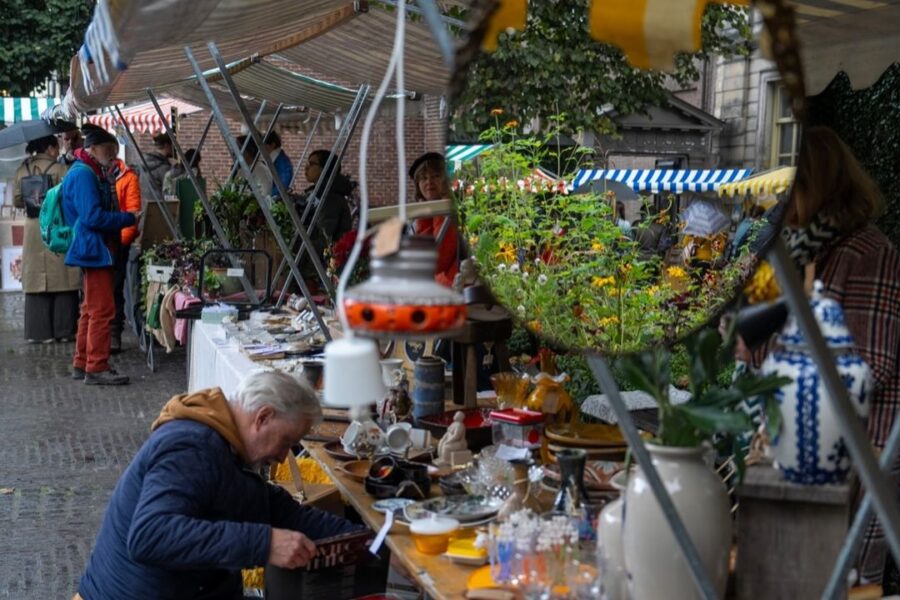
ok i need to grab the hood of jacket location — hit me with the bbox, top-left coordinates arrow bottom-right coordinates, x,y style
151,387 -> 249,463
112,158 -> 134,181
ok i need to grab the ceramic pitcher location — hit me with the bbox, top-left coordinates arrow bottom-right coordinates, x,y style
760,281 -> 872,485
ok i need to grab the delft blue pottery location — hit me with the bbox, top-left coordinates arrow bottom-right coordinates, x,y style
761,281 -> 872,485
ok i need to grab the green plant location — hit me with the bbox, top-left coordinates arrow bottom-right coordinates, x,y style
197,179 -> 263,247
615,325 -> 789,476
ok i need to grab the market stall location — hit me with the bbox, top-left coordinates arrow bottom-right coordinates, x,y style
45,0 -> 900,597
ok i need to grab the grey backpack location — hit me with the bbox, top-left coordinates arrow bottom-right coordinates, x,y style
20,159 -> 55,218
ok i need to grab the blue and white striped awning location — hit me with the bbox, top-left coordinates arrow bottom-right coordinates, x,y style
446,144 -> 492,163
572,168 -> 754,194
1,97 -> 59,125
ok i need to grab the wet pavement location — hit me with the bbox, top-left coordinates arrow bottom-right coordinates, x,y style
0,292 -> 187,599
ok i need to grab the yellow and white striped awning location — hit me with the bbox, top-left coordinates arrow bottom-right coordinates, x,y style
718,167 -> 796,197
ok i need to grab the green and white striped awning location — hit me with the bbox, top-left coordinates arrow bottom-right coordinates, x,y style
446,144 -> 492,170
1,97 -> 59,125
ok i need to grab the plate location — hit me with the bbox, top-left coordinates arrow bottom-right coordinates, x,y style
323,440 -> 357,461
404,494 -> 504,523
341,459 -> 444,482
372,498 -> 415,514
544,423 -> 628,448
542,461 -> 624,491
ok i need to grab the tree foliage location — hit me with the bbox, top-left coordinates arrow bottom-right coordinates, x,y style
0,0 -> 94,96
451,0 -> 751,137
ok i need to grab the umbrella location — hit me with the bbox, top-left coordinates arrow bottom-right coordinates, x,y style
0,119 -> 78,150
681,199 -> 730,236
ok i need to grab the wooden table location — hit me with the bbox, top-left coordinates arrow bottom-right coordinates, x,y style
304,441 -> 476,600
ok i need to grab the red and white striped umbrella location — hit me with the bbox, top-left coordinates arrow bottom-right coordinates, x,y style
86,98 -> 202,134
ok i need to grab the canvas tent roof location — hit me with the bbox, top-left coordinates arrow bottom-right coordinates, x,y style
86,97 -> 203,134
718,166 -> 796,197
572,169 -> 754,194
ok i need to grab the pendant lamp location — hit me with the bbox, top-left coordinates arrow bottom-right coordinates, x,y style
322,336 -> 386,414
343,235 -> 467,338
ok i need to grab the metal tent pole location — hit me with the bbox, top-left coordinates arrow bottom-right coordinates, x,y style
205,42 -> 334,300
185,45 -> 330,339
245,103 -> 285,187
272,86 -> 369,306
823,417 -> 900,599
112,106 -> 181,240
146,90 -> 259,303
769,237 -> 900,574
229,101 -> 268,182
584,354 -> 720,599
288,111 -> 323,190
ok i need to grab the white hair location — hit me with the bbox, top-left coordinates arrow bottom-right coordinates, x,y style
230,371 -> 323,423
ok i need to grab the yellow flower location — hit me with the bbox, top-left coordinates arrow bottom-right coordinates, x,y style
592,275 -> 615,288
495,243 -> 517,263
666,266 -> 688,280
504,119 -> 520,129
469,235 -> 479,248
599,316 -> 620,327
527,320 -> 543,333
744,261 -> 780,304
647,285 -> 660,296
591,241 -> 606,253
490,108 -> 505,116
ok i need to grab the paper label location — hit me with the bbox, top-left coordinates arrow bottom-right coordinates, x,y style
226,268 -> 244,277
372,217 -> 404,258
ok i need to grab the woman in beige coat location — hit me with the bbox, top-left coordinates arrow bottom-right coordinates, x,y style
13,135 -> 81,342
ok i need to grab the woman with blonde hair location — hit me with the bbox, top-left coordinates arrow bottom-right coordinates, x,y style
785,126 -> 900,585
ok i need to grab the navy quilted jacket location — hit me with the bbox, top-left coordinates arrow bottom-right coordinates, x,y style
78,419 -> 361,600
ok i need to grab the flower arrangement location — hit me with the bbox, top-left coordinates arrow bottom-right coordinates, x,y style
140,238 -> 218,308
456,114 -> 757,354
325,229 -> 370,288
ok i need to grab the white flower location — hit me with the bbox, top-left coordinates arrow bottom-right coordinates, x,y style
509,264 -> 520,274
497,263 -> 507,272
522,271 -> 529,280
534,258 -> 542,266
516,305 -> 526,316
538,274 -> 548,285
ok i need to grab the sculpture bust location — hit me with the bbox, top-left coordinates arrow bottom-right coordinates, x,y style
437,411 -> 468,464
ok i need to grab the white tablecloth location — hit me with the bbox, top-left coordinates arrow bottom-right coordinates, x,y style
188,322 -> 267,397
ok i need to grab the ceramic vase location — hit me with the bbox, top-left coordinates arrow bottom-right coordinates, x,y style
760,281 -> 872,485
623,444 -> 731,600
597,474 -> 628,600
526,372 -> 574,427
412,356 -> 445,424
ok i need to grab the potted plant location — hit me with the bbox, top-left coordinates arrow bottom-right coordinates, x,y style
607,326 -> 789,599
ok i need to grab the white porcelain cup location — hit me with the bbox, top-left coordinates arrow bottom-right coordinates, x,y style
409,428 -> 431,449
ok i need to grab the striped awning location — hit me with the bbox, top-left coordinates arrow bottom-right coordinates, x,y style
446,144 -> 492,164
718,167 -> 795,197
86,97 -> 203,134
1,97 -> 59,125
572,168 -> 753,194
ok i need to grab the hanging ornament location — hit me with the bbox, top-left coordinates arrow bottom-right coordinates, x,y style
343,235 -> 467,338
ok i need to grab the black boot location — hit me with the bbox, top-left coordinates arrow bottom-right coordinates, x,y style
110,333 -> 122,354
84,369 -> 129,386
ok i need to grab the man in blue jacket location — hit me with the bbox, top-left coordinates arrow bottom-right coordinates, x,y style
63,125 -> 137,386
77,371 -> 364,600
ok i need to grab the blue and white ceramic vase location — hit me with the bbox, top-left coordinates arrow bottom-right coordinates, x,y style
761,281 -> 872,485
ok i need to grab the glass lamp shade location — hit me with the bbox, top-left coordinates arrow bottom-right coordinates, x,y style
343,235 -> 467,338
323,337 -> 387,408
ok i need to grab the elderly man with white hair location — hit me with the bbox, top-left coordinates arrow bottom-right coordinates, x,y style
75,371 -> 364,600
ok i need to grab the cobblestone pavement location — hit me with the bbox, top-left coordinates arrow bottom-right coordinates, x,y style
0,292 -> 187,599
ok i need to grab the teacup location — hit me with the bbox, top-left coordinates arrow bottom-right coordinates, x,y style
409,516 -> 459,555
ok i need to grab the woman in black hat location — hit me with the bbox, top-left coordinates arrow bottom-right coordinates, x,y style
409,152 -> 458,287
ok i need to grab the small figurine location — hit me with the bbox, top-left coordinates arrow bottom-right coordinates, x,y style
379,370 -> 412,425
437,411 -> 468,465
453,258 -> 479,293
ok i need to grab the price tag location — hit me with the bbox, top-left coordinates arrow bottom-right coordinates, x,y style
372,217 -> 404,258
226,268 -> 244,277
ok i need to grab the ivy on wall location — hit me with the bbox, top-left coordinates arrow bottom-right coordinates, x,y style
807,64 -> 900,249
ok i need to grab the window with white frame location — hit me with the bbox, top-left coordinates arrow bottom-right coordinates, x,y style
770,83 -> 800,167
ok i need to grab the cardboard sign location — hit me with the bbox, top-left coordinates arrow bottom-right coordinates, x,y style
371,217 -> 404,258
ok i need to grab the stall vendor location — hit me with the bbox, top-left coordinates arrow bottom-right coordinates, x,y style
75,371 -> 364,600
409,152 -> 458,287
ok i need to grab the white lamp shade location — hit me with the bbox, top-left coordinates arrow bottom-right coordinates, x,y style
323,337 -> 387,408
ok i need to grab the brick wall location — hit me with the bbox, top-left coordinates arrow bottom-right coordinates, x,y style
127,101 -> 446,207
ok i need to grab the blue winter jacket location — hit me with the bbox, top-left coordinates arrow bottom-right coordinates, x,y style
62,160 -> 135,268
271,149 -> 293,198
78,419 -> 362,600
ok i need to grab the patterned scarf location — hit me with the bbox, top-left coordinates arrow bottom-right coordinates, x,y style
781,212 -> 841,267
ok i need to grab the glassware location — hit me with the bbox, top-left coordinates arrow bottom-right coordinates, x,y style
491,371 -> 530,409
553,449 -> 596,541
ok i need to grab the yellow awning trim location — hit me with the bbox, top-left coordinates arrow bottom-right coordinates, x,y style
718,167 -> 797,197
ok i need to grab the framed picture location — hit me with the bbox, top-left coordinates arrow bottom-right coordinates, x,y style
1,245 -> 24,291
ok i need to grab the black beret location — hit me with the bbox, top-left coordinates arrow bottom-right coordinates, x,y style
81,124 -> 118,148
408,152 -> 445,180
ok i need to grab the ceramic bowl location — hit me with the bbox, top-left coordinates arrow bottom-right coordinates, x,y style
409,516 -> 459,555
